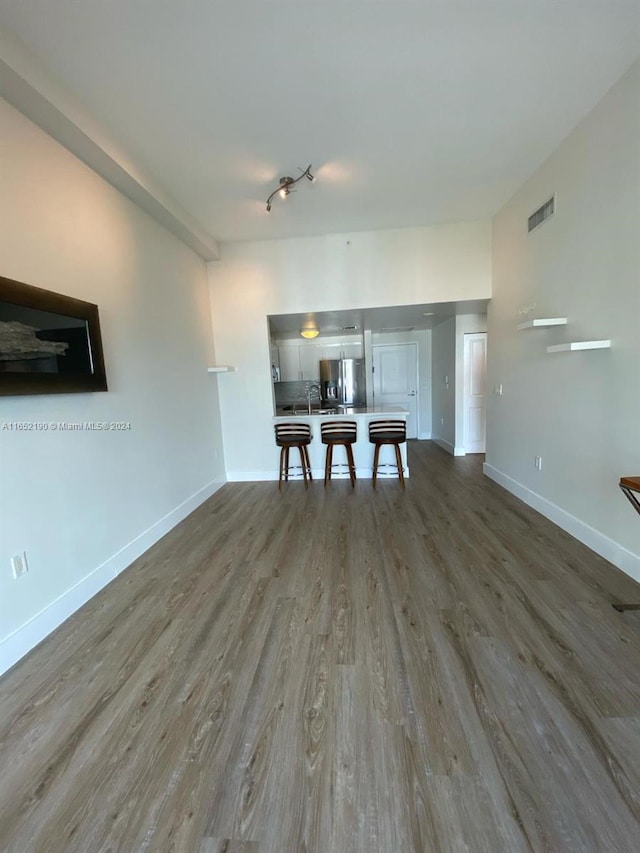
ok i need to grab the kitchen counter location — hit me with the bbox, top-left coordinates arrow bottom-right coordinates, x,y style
273,406 -> 409,480
275,405 -> 407,416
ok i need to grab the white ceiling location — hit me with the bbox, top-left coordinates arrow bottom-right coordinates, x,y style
1,2 -> 639,245
268,299 -> 489,338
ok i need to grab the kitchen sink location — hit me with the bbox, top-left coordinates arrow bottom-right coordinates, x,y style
292,406 -> 339,415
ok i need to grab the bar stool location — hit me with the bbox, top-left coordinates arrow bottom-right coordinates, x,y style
274,422 -> 313,490
620,476 -> 640,517
321,420 -> 357,488
613,477 -> 640,613
368,419 -> 407,489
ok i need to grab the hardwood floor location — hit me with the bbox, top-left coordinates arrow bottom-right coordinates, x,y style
1,441 -> 639,852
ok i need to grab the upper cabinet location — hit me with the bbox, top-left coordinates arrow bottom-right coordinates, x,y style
320,342 -> 342,360
276,335 -> 363,381
278,345 -> 303,381
320,340 -> 363,360
298,344 -> 322,380
278,342 -> 322,381
340,340 -> 363,359
269,342 -> 280,369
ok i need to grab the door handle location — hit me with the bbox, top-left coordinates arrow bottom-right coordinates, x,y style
408,391 -> 416,397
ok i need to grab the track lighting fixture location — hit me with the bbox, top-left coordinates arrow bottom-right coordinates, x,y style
266,165 -> 315,212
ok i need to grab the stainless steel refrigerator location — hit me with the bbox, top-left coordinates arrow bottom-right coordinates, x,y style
319,359 -> 366,408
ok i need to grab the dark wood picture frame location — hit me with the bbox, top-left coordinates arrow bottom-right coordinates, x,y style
0,275 -> 108,396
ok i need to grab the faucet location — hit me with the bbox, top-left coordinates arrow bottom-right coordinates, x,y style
307,383 -> 321,414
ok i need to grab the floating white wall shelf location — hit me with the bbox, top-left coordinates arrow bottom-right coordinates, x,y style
546,340 -> 611,353
207,366 -> 235,373
517,318 -> 568,330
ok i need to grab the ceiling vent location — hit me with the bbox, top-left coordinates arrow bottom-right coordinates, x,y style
528,196 -> 555,233
379,326 -> 415,333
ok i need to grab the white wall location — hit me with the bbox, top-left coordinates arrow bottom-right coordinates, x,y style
371,330 -> 432,439
208,221 -> 492,479
487,58 -> 640,582
0,99 -> 225,673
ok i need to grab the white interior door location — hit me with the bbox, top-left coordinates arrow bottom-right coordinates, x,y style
463,333 -> 487,453
372,344 -> 418,438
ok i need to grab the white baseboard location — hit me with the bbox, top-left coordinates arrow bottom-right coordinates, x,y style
433,438 -> 467,457
0,479 -> 226,677
483,463 -> 640,584
227,470 -> 279,481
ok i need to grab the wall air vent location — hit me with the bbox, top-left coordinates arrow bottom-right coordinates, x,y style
340,325 -> 358,331
528,196 -> 555,233
379,326 -> 415,333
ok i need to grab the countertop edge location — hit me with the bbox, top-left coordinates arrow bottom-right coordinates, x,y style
273,406 -> 408,420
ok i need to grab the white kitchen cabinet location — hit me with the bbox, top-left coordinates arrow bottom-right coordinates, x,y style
278,345 -> 302,381
320,340 -> 363,360
298,344 -> 322,380
321,342 -> 342,360
269,343 -> 280,369
341,340 -> 363,359
277,337 -> 362,380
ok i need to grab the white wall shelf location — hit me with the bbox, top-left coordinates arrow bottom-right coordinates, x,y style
546,340 -> 611,353
517,318 -> 567,330
207,366 -> 235,373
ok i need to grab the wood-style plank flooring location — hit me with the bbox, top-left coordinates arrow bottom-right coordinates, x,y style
1,442 -> 639,852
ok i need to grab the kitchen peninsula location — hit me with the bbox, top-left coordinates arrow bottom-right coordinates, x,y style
272,406 -> 409,480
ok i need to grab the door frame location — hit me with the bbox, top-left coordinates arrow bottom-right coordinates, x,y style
462,332 -> 487,454
371,342 -> 419,439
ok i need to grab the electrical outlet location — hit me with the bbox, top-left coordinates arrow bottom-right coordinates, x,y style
440,417 -> 444,426
494,383 -> 503,396
534,456 -> 543,471
11,552 -> 28,579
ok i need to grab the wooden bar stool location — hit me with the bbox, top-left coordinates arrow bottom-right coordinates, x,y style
274,423 -> 312,489
620,476 -> 640,517
613,476 -> 640,612
321,420 -> 357,487
369,419 -> 407,489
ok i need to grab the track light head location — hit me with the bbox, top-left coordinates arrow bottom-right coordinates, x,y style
279,177 -> 292,196
266,165 -> 315,212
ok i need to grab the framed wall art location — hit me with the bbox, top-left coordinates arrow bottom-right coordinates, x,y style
0,275 -> 108,396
